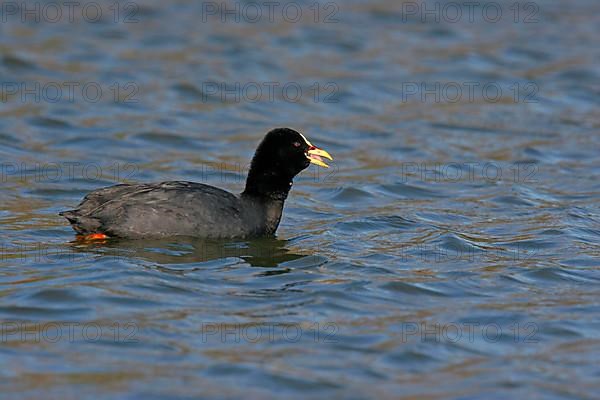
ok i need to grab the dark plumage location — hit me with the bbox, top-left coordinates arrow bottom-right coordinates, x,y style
60,128 -> 333,239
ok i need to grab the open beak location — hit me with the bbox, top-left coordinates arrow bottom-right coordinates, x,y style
307,146 -> 333,168
298,132 -> 333,168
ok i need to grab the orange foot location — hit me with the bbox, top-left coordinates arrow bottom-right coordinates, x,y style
76,233 -> 110,241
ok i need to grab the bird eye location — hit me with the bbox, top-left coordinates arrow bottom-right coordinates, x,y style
292,141 -> 301,148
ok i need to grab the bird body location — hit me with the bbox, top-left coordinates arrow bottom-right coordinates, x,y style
61,128 -> 332,239
62,181 -> 279,239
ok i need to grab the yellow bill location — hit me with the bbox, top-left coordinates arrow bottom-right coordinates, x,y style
307,147 -> 333,168
298,131 -> 333,168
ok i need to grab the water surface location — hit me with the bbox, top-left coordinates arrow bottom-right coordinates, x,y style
1,1 -> 599,398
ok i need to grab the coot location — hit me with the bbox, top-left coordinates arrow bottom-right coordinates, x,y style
60,128 -> 333,239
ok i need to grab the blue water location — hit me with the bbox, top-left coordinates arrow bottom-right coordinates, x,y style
1,1 -> 600,398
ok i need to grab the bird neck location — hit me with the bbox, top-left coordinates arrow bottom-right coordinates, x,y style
241,169 -> 292,235
242,168 -> 293,201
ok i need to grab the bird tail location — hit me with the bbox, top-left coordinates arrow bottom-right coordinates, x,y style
59,210 -> 102,234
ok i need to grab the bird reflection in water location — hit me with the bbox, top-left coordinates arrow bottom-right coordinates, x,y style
68,236 -> 306,273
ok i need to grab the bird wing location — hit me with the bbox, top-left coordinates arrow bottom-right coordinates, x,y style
62,181 -> 246,238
